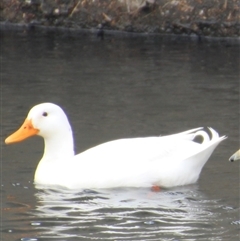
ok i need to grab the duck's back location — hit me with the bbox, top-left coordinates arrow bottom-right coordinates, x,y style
35,128 -> 226,189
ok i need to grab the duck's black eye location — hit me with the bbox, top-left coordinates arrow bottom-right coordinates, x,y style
42,112 -> 48,117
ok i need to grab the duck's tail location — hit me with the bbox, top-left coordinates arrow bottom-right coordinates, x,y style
166,127 -> 226,145
184,127 -> 227,171
194,127 -> 227,144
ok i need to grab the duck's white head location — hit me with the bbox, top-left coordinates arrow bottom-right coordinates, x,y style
5,103 -> 72,144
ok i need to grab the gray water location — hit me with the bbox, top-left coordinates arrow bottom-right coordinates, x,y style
1,30 -> 239,241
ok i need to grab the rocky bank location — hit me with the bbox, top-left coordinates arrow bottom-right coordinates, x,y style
1,0 -> 239,37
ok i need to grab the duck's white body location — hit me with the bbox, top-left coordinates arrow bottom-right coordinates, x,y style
5,103 -> 226,189
229,149 -> 240,162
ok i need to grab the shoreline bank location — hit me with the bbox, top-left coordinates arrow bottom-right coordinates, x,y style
1,0 -> 239,38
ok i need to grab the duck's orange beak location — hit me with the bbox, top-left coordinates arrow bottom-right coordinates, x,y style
5,119 -> 39,144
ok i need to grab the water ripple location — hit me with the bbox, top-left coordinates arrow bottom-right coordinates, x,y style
13,185 -> 232,240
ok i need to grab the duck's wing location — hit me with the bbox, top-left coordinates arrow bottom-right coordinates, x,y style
68,128 -> 225,188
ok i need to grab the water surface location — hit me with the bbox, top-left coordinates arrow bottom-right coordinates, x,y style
1,30 -> 239,240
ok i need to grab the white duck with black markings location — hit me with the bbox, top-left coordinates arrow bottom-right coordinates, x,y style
5,103 -> 226,189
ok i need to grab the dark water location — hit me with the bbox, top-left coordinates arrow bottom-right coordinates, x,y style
1,30 -> 239,241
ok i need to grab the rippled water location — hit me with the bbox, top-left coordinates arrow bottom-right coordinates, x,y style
1,29 -> 239,241
2,183 -> 239,241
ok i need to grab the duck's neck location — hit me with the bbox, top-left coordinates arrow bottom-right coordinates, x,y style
41,129 -> 75,163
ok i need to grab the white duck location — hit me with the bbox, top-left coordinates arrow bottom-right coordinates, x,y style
229,149 -> 240,162
5,103 -> 226,189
